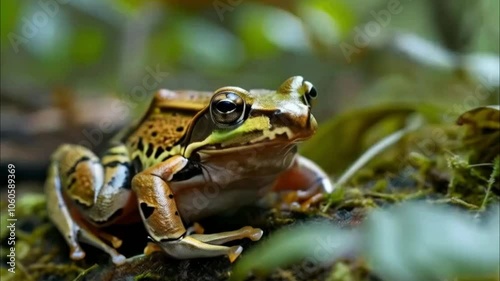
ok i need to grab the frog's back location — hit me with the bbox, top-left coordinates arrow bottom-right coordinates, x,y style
123,89 -> 213,169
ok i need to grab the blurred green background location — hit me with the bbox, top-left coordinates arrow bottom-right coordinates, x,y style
0,0 -> 499,170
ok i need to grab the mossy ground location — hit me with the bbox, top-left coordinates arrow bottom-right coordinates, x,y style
1,106 -> 498,281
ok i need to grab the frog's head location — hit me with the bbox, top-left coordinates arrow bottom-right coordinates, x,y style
183,76 -> 318,157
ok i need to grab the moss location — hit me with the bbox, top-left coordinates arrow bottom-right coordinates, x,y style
3,105 -> 498,281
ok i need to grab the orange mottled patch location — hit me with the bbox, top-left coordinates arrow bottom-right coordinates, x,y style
128,111 -> 192,152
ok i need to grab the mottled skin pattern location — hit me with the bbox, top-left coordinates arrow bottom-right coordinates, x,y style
126,90 -> 213,168
45,76 -> 332,265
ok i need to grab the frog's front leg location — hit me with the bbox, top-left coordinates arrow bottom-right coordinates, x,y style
45,144 -> 134,264
273,155 -> 333,210
132,156 -> 262,262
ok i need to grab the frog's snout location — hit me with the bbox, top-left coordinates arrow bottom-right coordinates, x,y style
270,108 -> 317,140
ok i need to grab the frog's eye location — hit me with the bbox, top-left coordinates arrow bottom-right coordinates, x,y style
210,92 -> 246,127
303,82 -> 318,107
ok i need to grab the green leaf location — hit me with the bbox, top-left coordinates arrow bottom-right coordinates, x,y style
364,203 -> 500,281
230,223 -> 356,281
231,202 -> 500,281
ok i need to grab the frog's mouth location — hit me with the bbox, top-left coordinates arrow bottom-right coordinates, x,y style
203,126 -> 311,151
184,112 -> 316,157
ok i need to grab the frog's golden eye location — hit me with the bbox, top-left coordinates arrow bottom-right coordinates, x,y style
210,92 -> 246,127
304,83 -> 318,107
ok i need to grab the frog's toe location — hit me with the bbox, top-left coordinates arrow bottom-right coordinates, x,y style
228,246 -> 243,263
241,226 -> 263,241
69,247 -> 86,261
143,241 -> 163,255
111,254 -> 127,265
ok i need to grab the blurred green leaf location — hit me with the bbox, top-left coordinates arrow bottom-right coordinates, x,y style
364,203 -> 500,281
231,202 -> 500,281
473,0 -> 500,54
70,27 -> 106,65
299,0 -> 355,39
178,18 -> 245,70
0,1 -> 21,51
230,223 -> 355,281
22,2 -> 71,60
113,0 -> 150,15
235,4 -> 309,57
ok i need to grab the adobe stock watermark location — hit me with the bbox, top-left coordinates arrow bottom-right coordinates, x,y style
213,0 -> 243,21
78,64 -> 169,149
8,0 -> 71,53
6,164 -> 17,274
340,0 -> 410,63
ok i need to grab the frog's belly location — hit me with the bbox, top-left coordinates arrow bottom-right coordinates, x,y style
169,175 -> 276,222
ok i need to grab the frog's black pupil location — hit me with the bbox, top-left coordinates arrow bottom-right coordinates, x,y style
216,100 -> 236,113
308,87 -> 317,98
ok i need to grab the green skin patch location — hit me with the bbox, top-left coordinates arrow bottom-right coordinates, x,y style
210,116 -> 271,143
183,116 -> 271,157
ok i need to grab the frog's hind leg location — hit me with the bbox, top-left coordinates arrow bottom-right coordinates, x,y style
45,144 -> 131,264
132,156 -> 262,263
46,160 -> 87,261
164,224 -> 264,262
273,155 -> 333,210
145,226 -> 262,262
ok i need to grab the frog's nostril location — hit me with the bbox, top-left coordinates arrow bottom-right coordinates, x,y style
271,110 -> 290,126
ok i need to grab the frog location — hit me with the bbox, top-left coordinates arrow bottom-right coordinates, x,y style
45,76 -> 333,265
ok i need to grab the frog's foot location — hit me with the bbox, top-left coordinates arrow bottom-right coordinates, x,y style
68,241 -> 86,261
273,155 -> 332,211
156,227 -> 262,262
295,192 -> 324,211
58,216 -> 126,264
144,239 -> 243,262
144,241 -> 162,255
280,187 -> 325,211
78,226 -> 127,264
159,236 -> 244,263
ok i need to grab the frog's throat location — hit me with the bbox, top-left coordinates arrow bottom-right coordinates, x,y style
182,116 -> 294,158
